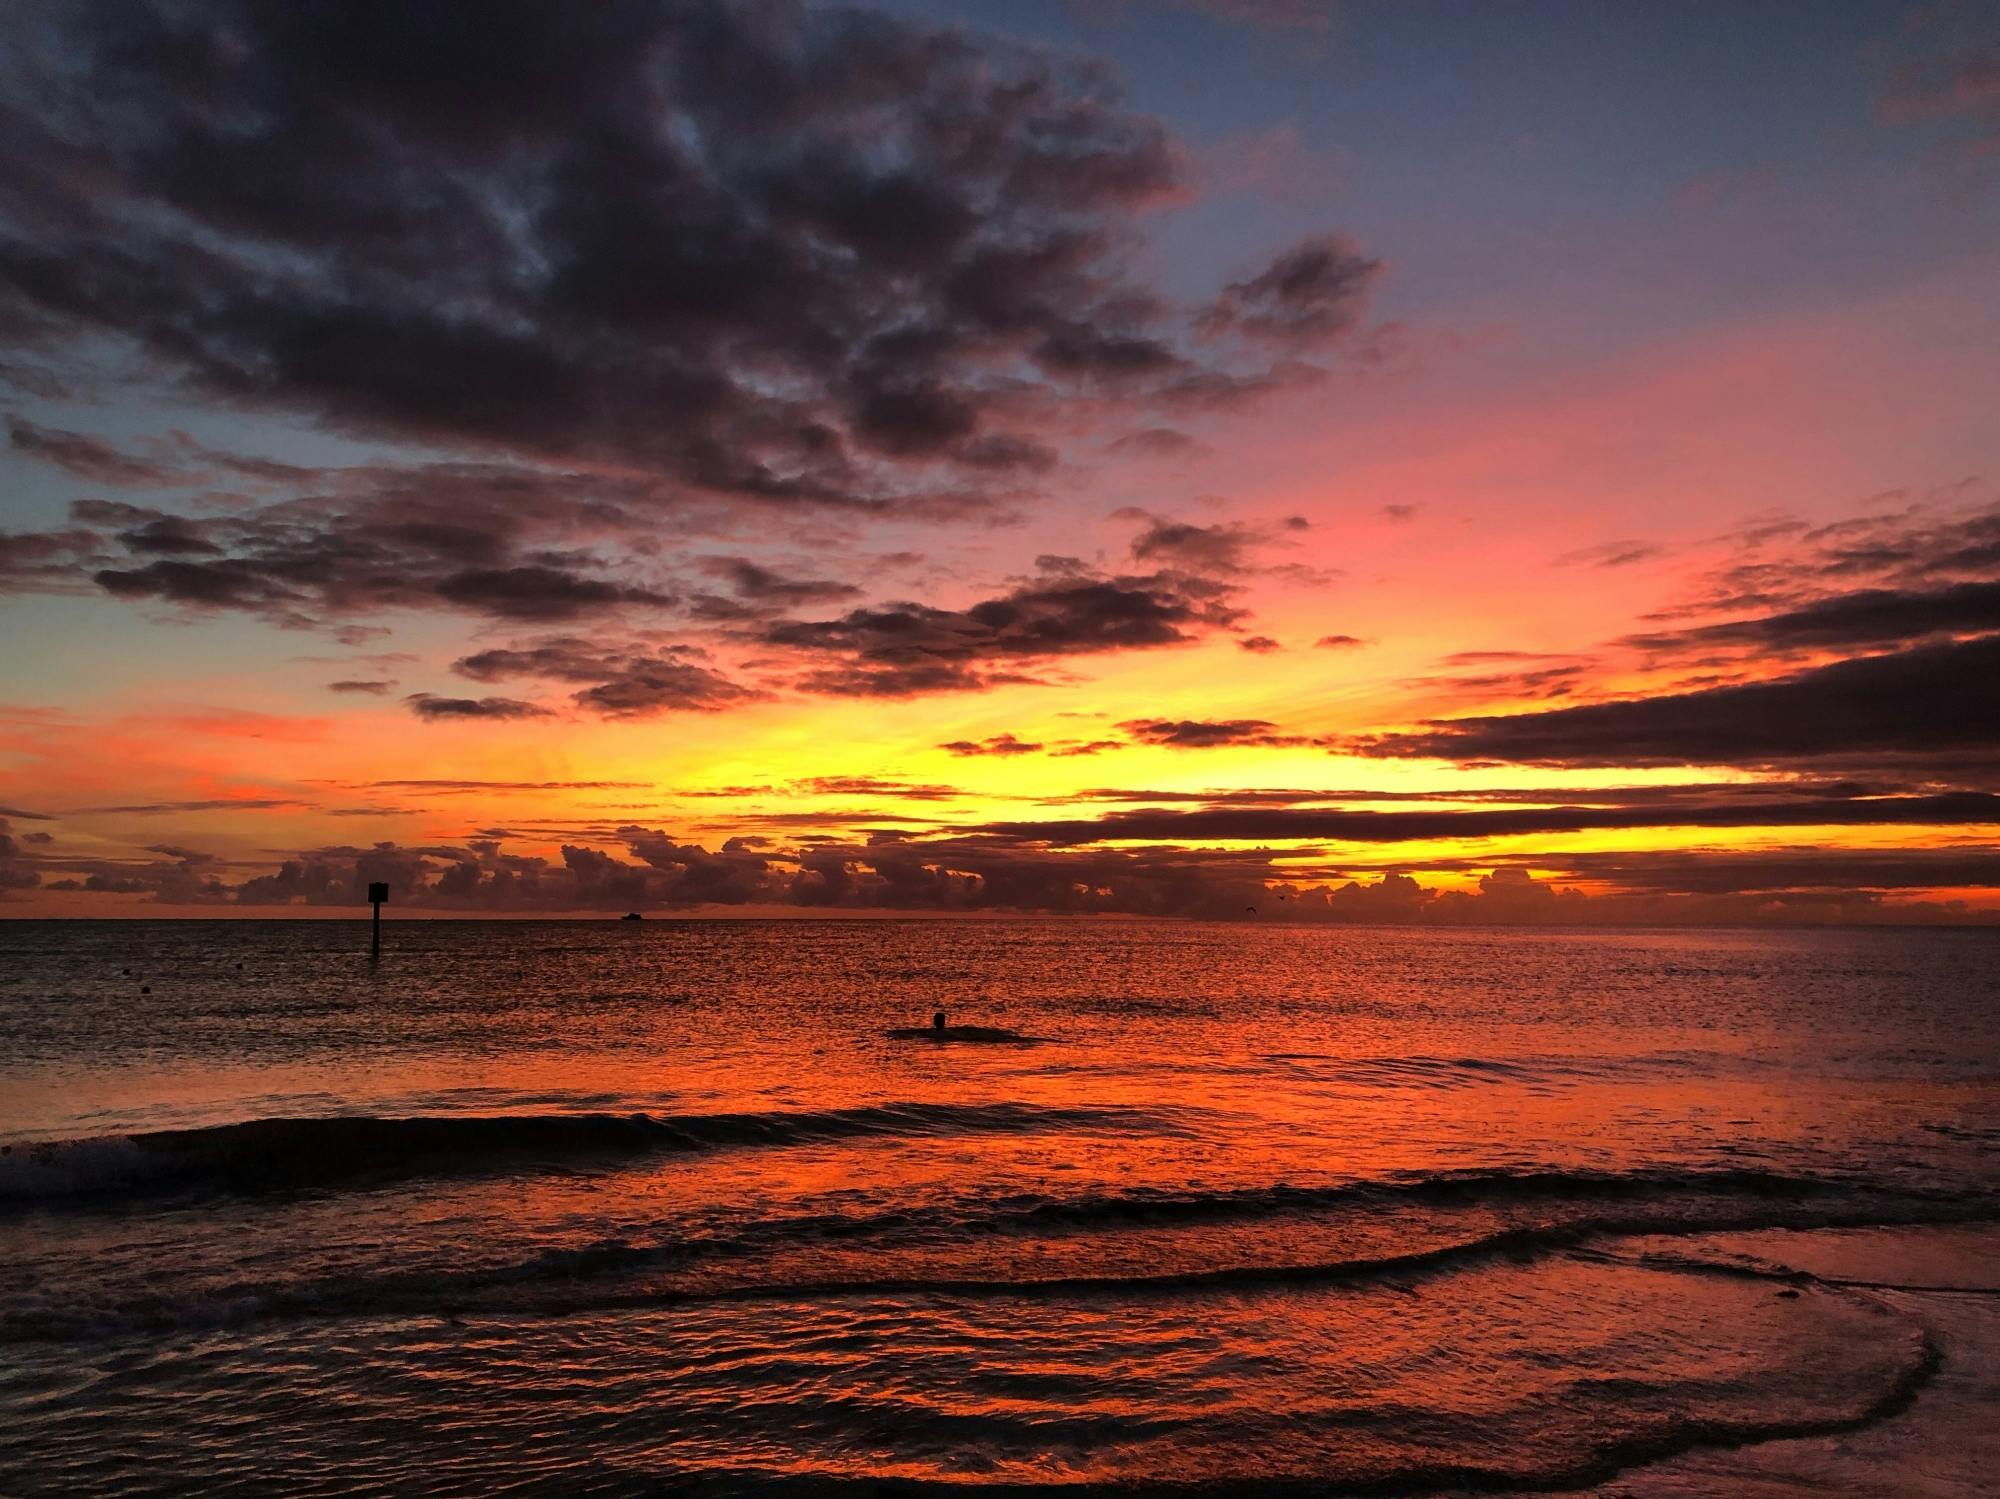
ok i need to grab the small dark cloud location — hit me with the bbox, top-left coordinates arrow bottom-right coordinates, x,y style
362,779 -> 648,792
1106,427 -> 1204,459
452,636 -> 756,717
1237,635 -> 1281,653
1380,504 -> 1419,523
1120,717 -> 1310,748
7,417 -> 183,487
1556,540 -> 1663,569
1201,235 -> 1381,346
1314,633 -> 1367,649
696,558 -> 864,609
940,733 -> 1043,757
71,798 -> 308,815
405,693 -> 552,722
328,679 -> 395,695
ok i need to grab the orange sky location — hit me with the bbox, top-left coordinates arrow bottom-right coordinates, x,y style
1,0 -> 1997,922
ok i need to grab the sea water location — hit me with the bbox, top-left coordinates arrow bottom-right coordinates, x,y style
1,919 -> 1996,1494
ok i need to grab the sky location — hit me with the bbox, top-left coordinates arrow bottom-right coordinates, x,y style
1,0 -> 1998,923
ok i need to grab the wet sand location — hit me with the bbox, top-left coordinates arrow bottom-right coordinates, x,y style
1586,1224 -> 2000,1498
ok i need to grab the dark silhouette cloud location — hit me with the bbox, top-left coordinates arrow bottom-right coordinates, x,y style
1119,717 -> 1310,748
1556,540 -> 1664,569
361,779 -> 648,792
1356,634 -> 2000,768
72,798 -> 308,815
1237,635 -> 1281,653
0,819 -> 42,892
34,824 -> 1994,925
979,791 -> 2000,845
1045,778 -> 1923,809
404,693 -> 552,722
430,567 -> 676,622
1201,235 -> 1381,346
1529,846 -> 2000,897
1622,578 -> 2000,655
764,564 -> 1245,696
7,417 -> 181,486
451,637 -> 756,717
939,733 -> 1044,756
327,680 -> 394,695
1105,427 -> 1203,459
1314,633 -> 1367,649
1048,738 -> 1127,756
1662,497 -> 2000,621
696,558 -> 864,610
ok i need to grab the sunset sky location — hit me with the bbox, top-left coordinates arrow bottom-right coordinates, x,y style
2,0 -> 1997,921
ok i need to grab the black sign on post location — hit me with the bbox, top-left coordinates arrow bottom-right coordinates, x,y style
368,882 -> 388,964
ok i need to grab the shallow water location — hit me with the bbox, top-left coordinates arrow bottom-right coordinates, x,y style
1,919 -> 1996,1494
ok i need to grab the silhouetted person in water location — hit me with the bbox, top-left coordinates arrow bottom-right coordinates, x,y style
933,1010 -> 947,1031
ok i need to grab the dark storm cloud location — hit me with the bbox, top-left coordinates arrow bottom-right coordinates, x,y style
1621,578 -> 2000,654
939,733 -> 1044,756
0,0 -> 1382,692
763,565 -> 1245,696
978,790 -> 2000,845
404,693 -> 552,722
1356,634 -> 2000,769
0,0 -> 1374,516
450,637 -> 757,717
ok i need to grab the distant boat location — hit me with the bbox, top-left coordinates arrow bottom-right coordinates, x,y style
620,912 -> 644,921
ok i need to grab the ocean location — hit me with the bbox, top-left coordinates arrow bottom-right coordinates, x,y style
2,918 -> 1996,1495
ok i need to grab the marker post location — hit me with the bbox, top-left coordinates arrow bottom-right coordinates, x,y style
368,881 -> 388,964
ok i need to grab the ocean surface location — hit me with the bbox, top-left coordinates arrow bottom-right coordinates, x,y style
1,918 -> 1996,1496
